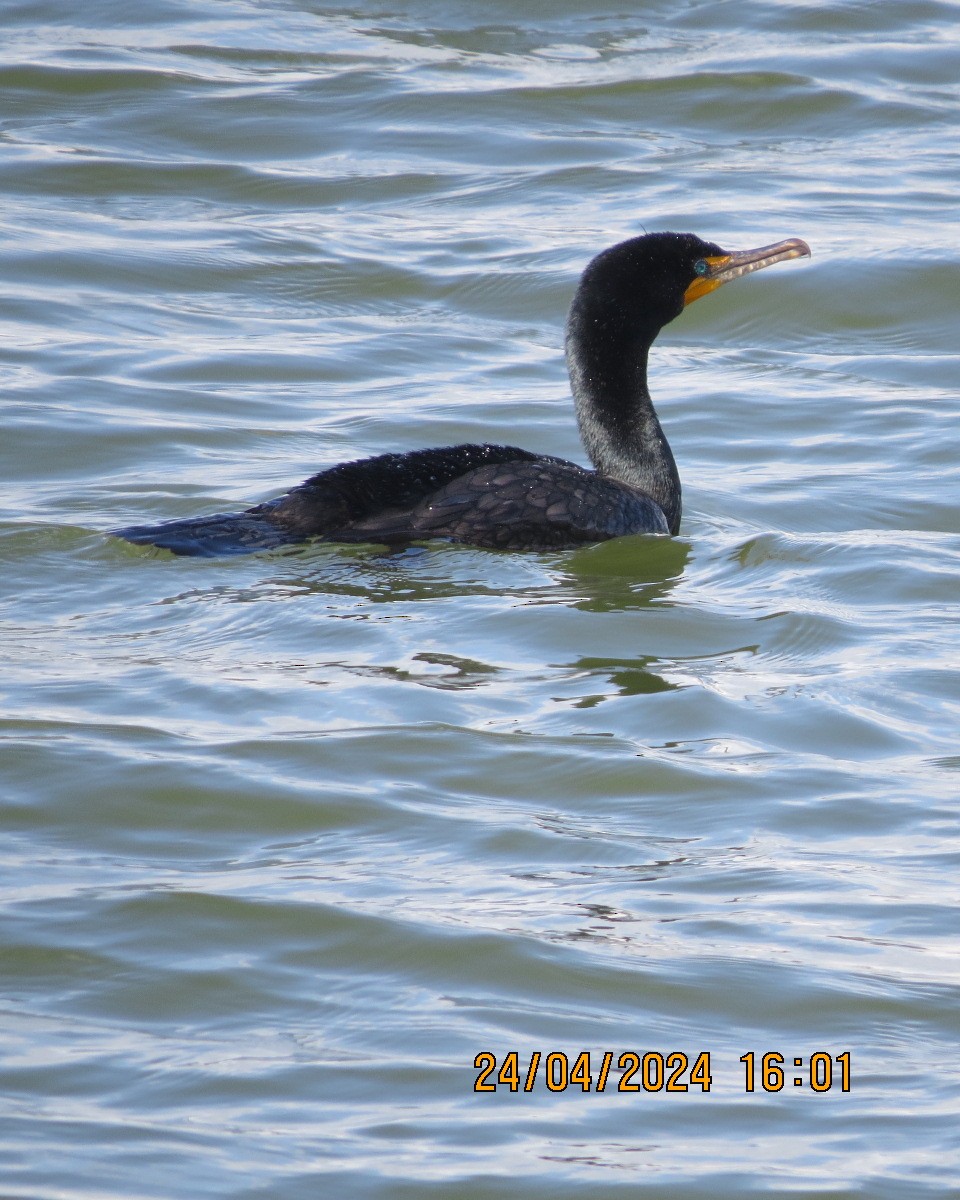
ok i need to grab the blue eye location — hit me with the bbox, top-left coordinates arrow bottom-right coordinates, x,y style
694,259 -> 708,276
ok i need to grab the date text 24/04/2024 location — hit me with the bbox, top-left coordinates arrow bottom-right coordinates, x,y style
473,1051 -> 852,1093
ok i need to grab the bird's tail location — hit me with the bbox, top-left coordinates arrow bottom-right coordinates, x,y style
113,511 -> 302,557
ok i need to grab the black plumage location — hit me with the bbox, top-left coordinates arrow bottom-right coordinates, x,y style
114,231 -> 809,557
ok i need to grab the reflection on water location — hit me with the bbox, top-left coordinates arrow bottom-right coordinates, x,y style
566,656 -> 679,705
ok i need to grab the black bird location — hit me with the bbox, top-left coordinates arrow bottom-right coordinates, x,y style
115,231 -> 810,556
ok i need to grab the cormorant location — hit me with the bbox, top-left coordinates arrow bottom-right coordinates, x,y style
114,231 -> 810,556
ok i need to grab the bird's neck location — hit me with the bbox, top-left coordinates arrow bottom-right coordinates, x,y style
565,324 -> 682,535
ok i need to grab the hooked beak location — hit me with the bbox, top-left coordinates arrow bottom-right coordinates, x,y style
683,237 -> 811,306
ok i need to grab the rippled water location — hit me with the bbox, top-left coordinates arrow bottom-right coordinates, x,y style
2,2 -> 959,1197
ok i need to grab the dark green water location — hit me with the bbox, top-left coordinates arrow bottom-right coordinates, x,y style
2,2 -> 959,1197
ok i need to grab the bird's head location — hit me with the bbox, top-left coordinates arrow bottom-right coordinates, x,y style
569,230 -> 811,339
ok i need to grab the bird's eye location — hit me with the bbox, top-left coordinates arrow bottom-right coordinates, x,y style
693,259 -> 708,276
